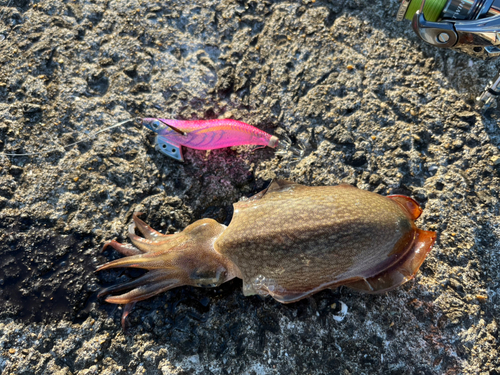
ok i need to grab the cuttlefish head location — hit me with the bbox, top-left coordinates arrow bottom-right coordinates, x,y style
96,213 -> 239,330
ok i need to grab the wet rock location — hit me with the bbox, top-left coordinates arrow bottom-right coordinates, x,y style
23,103 -> 42,113
123,64 -> 137,78
1,0 -> 500,374
87,69 -> 109,94
131,82 -> 150,93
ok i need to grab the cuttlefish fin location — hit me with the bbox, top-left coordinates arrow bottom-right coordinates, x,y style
242,179 -> 307,203
344,229 -> 436,293
388,195 -> 423,220
268,179 -> 302,191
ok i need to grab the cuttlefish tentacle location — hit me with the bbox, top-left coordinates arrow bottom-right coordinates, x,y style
101,271 -> 183,304
127,234 -> 178,253
103,240 -> 143,256
97,218 -> 238,325
130,212 -> 170,241
97,269 -> 178,300
114,277 -> 182,331
96,248 -> 187,272
127,214 -> 180,252
121,302 -> 136,331
103,214 -> 177,256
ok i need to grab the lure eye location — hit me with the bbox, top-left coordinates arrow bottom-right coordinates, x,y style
152,121 -> 160,129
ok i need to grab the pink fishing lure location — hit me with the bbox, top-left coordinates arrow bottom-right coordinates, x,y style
141,118 -> 279,161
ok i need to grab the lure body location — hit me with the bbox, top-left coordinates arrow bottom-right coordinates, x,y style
141,118 -> 279,161
97,180 -> 436,328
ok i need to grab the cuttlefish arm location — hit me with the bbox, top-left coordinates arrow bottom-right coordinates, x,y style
97,213 -> 239,330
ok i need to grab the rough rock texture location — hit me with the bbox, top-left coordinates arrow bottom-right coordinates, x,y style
1,0 -> 500,374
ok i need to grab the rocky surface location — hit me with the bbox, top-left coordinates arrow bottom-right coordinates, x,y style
1,0 -> 500,374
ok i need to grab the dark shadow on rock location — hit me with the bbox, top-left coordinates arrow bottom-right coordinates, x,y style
0,218 -> 100,323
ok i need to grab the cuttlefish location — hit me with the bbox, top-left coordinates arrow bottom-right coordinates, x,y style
97,180 -> 436,328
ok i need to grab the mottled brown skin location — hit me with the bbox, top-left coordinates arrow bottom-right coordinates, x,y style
97,180 -> 436,328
